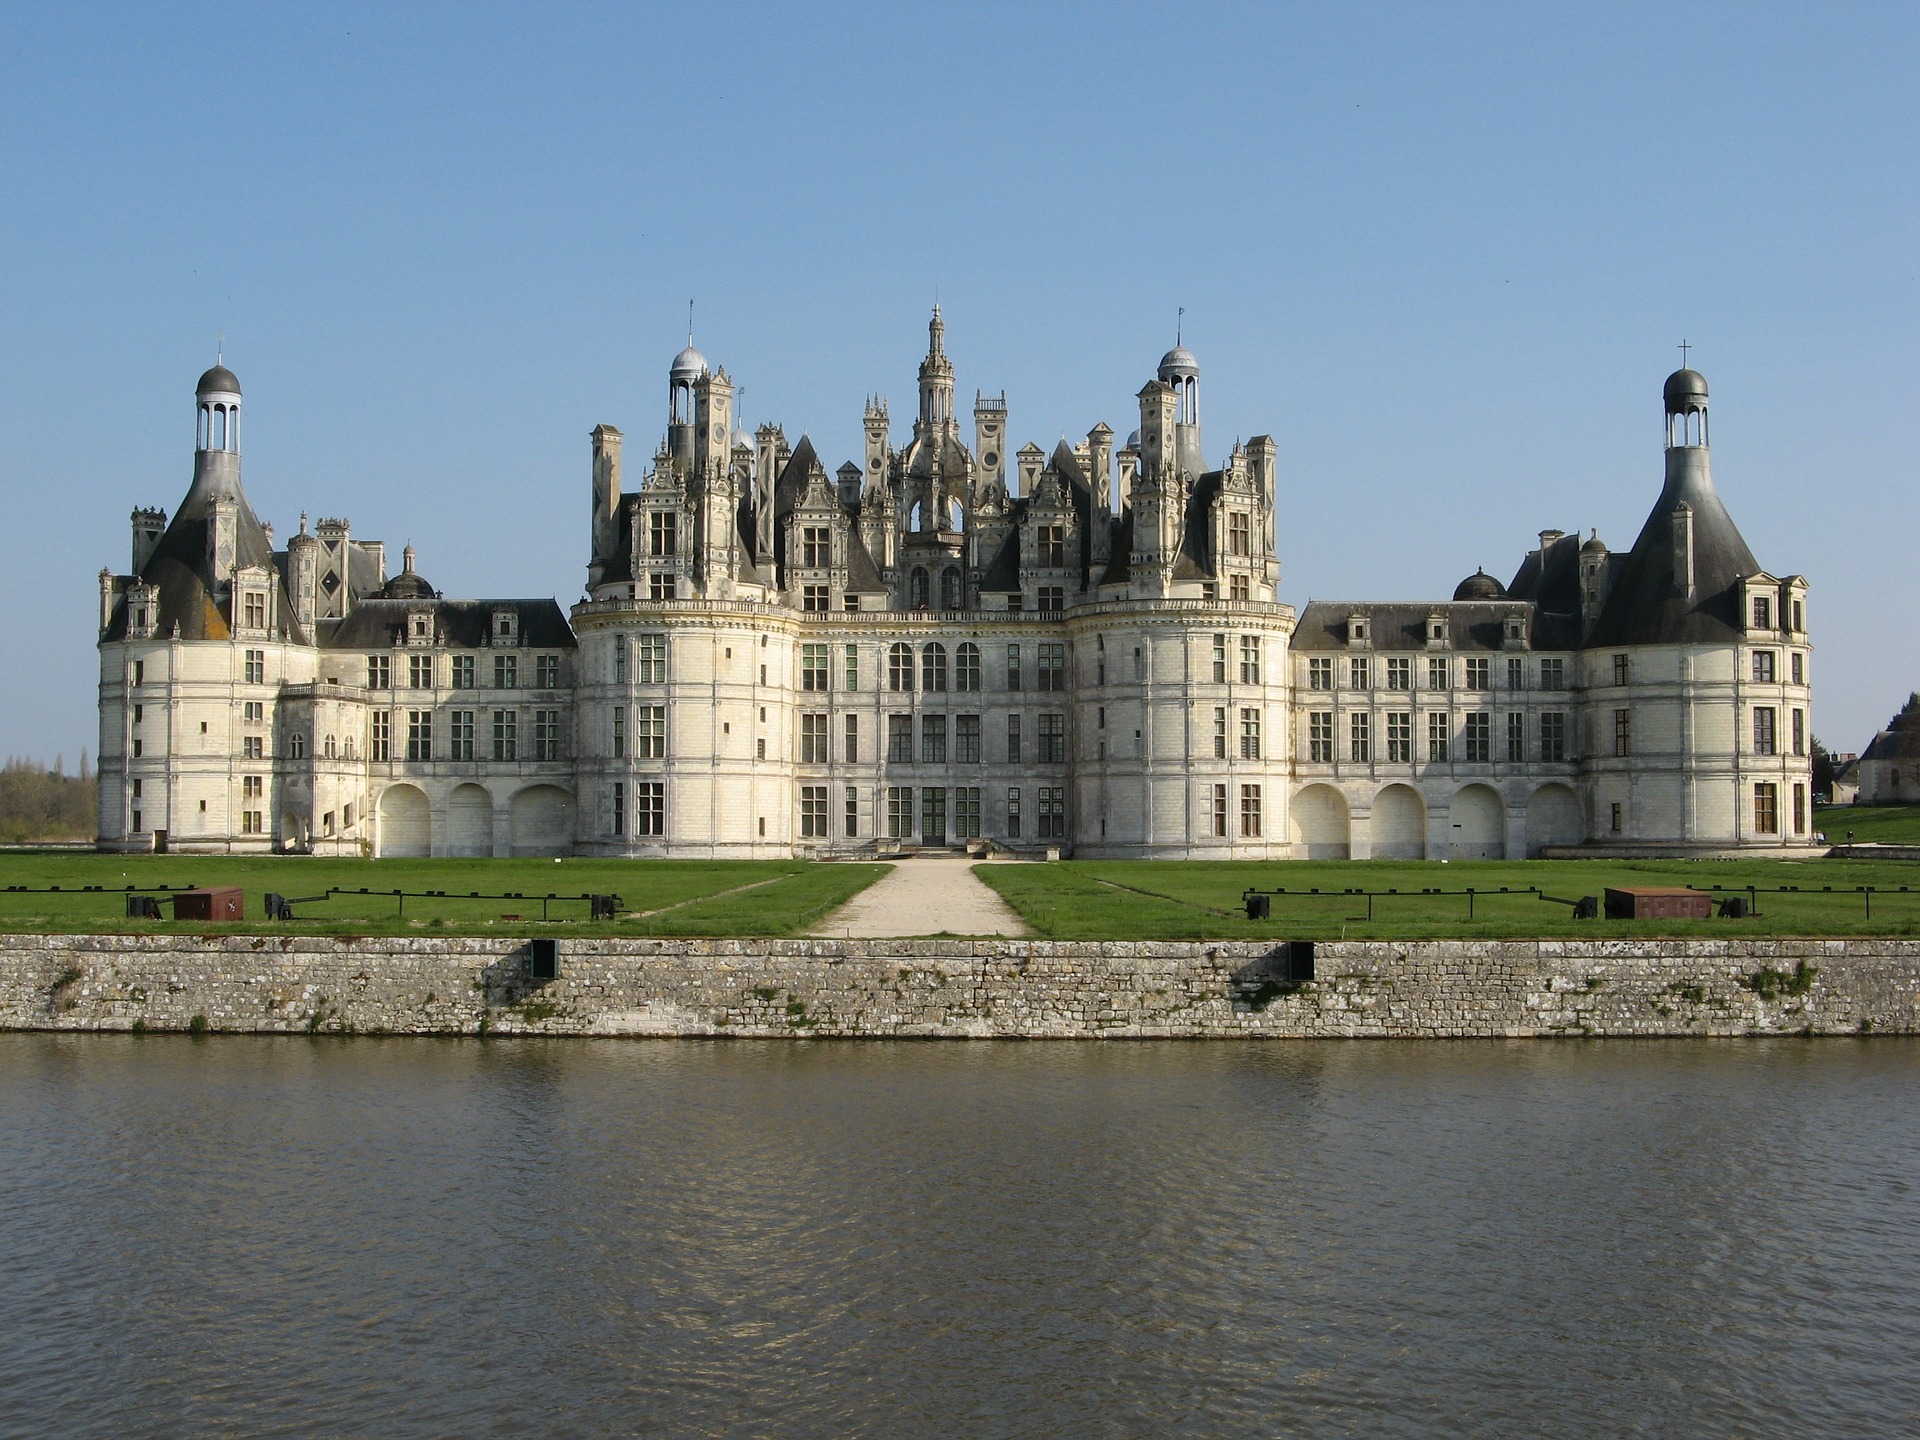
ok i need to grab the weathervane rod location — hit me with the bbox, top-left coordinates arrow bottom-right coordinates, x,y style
1177,307 -> 1183,345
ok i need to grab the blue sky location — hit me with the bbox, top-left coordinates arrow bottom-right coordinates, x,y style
2,2 -> 1914,764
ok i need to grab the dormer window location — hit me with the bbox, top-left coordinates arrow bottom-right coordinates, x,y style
493,610 -> 518,645
1752,595 -> 1772,630
411,614 -> 429,640
650,511 -> 678,557
801,527 -> 831,568
242,592 -> 267,631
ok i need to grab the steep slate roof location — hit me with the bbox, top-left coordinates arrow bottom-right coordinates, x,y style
1586,452 -> 1760,647
101,457 -> 307,645
1861,694 -> 1920,763
1291,601 -> 1558,653
317,598 -> 577,650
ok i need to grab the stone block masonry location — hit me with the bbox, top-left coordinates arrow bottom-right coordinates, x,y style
2,935 -> 1917,1038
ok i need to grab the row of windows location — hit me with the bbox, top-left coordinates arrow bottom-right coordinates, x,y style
1302,710 -> 1568,764
366,653 -> 563,690
366,709 -> 564,763
872,712 -> 1068,765
1306,656 -> 1567,692
880,786 -> 1065,841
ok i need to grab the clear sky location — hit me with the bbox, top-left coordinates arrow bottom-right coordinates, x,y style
2,2 -> 1914,765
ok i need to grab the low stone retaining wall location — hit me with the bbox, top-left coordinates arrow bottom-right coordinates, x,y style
2,934 -> 1917,1038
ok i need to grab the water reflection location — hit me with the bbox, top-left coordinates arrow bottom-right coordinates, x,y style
0,1036 -> 1914,1437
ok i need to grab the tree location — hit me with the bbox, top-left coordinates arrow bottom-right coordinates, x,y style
1811,735 -> 1836,803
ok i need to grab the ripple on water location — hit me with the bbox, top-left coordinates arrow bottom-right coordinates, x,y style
0,1035 -> 1915,1438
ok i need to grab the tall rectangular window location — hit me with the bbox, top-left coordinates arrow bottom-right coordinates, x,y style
244,649 -> 265,684
453,655 -> 476,689
1213,634 -> 1229,684
1228,512 -> 1250,556
494,655 -> 517,690
1793,783 -> 1806,835
844,713 -> 859,763
637,781 -> 665,836
801,643 -> 829,691
1428,657 -> 1448,691
1037,524 -> 1066,567
957,713 -> 981,764
1310,711 -> 1334,763
1240,636 -> 1261,685
1507,657 -> 1525,691
1006,713 -> 1022,763
1387,712 -> 1412,764
637,705 -> 665,759
1428,712 -> 1450,762
1386,658 -> 1411,690
1348,657 -> 1369,690
612,781 -> 625,837
1753,782 -> 1778,834
409,654 -> 433,689
887,788 -> 913,839
1753,707 -> 1777,755
1006,644 -> 1021,691
887,714 -> 913,764
1753,651 -> 1777,684
1349,711 -> 1369,763
1465,658 -> 1490,691
243,592 -> 266,630
371,711 -> 391,761
1464,712 -> 1491,762
612,705 -> 625,758
1037,786 -> 1066,839
1006,787 -> 1021,838
638,634 -> 667,683
921,787 -> 947,844
956,643 -> 981,691
450,710 -> 475,761
845,786 -> 859,838
368,655 -> 391,689
536,654 -> 559,689
534,710 -> 560,760
1613,709 -> 1631,757
1240,784 -> 1262,838
650,511 -> 677,557
1539,657 -> 1565,690
1037,644 -> 1065,692
407,710 -> 433,761
1039,713 -> 1066,763
493,709 -> 517,761
1612,654 -> 1630,686
921,714 -> 947,764
802,526 -> 831,567
889,644 -> 915,692
955,787 -> 982,840
1215,706 -> 1230,759
800,785 -> 828,838
1792,709 -> 1805,757
801,713 -> 828,764
1211,783 -> 1228,837
1541,712 -> 1567,763
1239,707 -> 1261,761
1752,595 -> 1772,630
1507,712 -> 1525,762
1791,652 -> 1804,686
613,642 -> 628,683
844,643 -> 860,691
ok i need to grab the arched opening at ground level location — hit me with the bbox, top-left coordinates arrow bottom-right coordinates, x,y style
1448,783 -> 1505,860
377,784 -> 431,858
1290,784 -> 1351,859
447,783 -> 494,857
1371,784 -> 1426,859
1525,783 -> 1585,855
510,784 -> 574,857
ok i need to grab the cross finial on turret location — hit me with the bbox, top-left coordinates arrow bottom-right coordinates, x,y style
1678,339 -> 1691,367
1177,307 -> 1183,345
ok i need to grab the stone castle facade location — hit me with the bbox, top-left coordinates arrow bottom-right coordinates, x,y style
97,315 -> 1816,858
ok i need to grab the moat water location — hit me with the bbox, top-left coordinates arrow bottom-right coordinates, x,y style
1,1036 -> 1914,1438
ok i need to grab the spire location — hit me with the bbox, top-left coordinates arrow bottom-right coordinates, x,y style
929,302 -> 945,357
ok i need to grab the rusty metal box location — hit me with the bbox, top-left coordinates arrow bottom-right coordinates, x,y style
173,887 -> 244,921
1603,886 -> 1710,920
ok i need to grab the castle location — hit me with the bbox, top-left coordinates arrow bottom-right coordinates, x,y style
96,314 -> 1816,859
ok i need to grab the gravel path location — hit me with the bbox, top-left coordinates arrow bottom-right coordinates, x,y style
807,857 -> 1031,938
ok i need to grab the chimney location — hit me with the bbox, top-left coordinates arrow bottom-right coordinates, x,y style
1671,503 -> 1695,600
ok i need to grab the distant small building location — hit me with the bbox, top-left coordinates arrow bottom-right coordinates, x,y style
1857,698 -> 1920,804
1830,755 -> 1860,806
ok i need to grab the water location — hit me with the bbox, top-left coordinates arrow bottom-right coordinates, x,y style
0,1036 -> 1915,1438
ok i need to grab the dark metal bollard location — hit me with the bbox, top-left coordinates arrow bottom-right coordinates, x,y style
1245,893 -> 1270,921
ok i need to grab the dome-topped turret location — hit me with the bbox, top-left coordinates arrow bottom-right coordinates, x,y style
1157,345 -> 1199,381
1453,568 -> 1507,601
1580,529 -> 1609,555
1663,367 -> 1708,413
196,364 -> 241,396
670,345 -> 709,384
382,544 -> 436,599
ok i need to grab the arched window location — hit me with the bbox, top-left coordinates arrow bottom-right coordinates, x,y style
909,567 -> 929,610
941,566 -> 963,610
956,642 -> 981,692
888,642 -> 914,692
922,642 -> 948,692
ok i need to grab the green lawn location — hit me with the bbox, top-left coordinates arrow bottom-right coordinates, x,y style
0,853 -> 886,937
1817,805 -> 1920,845
976,856 -> 1920,941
